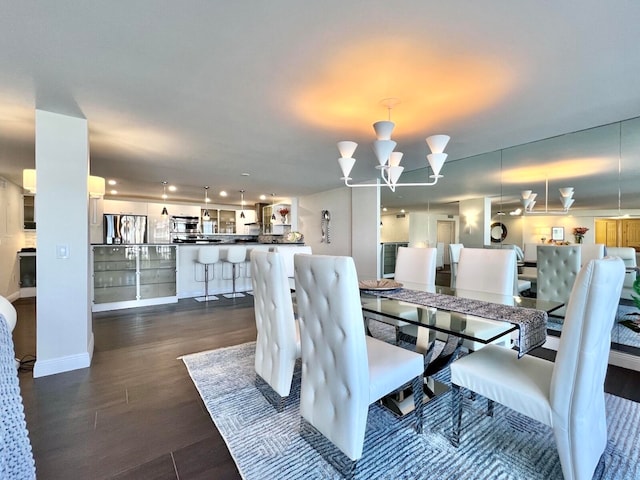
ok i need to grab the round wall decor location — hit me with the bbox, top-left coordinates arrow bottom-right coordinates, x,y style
490,222 -> 508,243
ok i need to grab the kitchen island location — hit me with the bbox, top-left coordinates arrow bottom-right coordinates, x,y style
91,242 -> 307,311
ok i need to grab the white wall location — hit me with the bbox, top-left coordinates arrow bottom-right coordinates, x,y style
298,187 -> 352,256
409,212 -> 460,247
298,185 -> 380,280
34,110 -> 93,378
0,177 -> 27,300
350,186 -> 380,280
380,213 -> 409,242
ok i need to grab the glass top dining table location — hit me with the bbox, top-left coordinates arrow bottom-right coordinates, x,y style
359,282 -> 563,416
360,282 -> 563,348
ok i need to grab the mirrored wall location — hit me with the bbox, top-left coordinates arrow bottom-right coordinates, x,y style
381,115 -> 640,356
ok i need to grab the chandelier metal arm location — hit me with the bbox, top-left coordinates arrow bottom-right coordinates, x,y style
342,175 -> 441,191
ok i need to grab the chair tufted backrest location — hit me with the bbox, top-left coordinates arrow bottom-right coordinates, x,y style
484,244 -> 526,295
579,243 -> 604,267
536,245 -> 581,309
225,245 -> 247,264
294,254 -> 370,460
197,246 -> 219,265
0,296 -> 17,333
448,244 -> 464,288
606,247 -> 637,291
394,246 -> 437,287
523,243 -> 538,264
273,245 -> 313,278
456,248 -> 515,296
550,257 -> 624,480
250,251 -> 300,397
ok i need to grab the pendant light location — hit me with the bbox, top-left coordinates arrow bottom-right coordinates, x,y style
203,186 -> 211,219
239,190 -> 246,219
161,181 -> 169,217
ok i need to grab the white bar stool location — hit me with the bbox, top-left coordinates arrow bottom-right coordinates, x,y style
195,247 -> 220,302
223,246 -> 247,298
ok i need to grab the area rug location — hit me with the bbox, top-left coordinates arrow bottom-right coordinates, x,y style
182,342 -> 640,480
547,305 -> 640,349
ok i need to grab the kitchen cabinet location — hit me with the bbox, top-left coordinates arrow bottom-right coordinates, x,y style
103,199 -> 148,216
92,245 -> 177,311
263,203 -> 290,233
236,209 -> 257,234
219,209 -> 236,233
23,194 -> 35,230
380,242 -> 408,278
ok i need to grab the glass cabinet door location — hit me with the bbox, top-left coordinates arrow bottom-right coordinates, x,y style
93,245 -> 177,305
139,245 -> 177,299
93,246 -> 138,303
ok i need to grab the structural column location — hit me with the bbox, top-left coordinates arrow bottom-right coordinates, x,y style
34,109 -> 93,377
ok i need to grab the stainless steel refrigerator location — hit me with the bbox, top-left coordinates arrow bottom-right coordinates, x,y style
104,214 -> 148,244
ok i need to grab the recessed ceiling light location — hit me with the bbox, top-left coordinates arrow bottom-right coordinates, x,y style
382,207 -> 388,212
241,172 -> 250,176
107,179 -> 117,186
259,194 -> 266,200
168,185 -> 177,192
220,191 -> 228,197
400,209 -> 406,213
110,189 -> 118,195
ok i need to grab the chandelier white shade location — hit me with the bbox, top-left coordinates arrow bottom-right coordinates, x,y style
521,181 -> 575,214
337,115 -> 450,192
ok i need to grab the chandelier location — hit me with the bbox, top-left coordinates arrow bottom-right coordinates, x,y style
336,100 -> 450,192
521,179 -> 575,214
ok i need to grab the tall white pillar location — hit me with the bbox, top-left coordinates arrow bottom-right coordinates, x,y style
34,109 -> 93,377
350,183 -> 380,280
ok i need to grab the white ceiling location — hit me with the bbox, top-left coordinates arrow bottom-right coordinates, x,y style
1,1 -> 640,211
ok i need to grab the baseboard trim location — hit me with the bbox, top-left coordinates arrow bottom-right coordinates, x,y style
33,351 -> 91,378
543,335 -> 640,372
6,291 -> 20,302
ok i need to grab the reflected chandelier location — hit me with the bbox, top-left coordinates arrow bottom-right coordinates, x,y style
521,179 -> 575,214
336,100 -> 450,192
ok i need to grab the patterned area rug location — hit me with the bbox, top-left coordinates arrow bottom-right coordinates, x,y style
182,342 -> 640,480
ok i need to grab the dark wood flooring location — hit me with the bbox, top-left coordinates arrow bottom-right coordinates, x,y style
11,294 -> 640,479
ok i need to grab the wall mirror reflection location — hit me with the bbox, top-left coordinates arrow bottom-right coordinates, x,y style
379,116 -> 640,357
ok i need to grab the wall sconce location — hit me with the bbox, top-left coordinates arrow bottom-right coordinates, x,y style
23,169 -> 36,193
463,211 -> 478,234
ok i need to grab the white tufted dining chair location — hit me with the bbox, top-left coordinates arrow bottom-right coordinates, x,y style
272,245 -> 312,290
250,251 -> 301,412
453,248 -> 516,351
484,244 -> 531,295
392,247 -> 438,342
448,243 -> 464,288
606,247 -> 637,299
272,245 -> 312,278
537,245 -> 581,319
294,254 -> 424,477
0,296 -> 17,333
456,247 -> 516,296
579,243 -> 604,267
394,246 -> 437,286
450,257 -> 625,480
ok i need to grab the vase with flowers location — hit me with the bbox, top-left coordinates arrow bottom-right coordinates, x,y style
278,207 -> 289,224
573,226 -> 589,244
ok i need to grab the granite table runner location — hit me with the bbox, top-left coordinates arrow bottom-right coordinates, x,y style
363,288 -> 547,358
